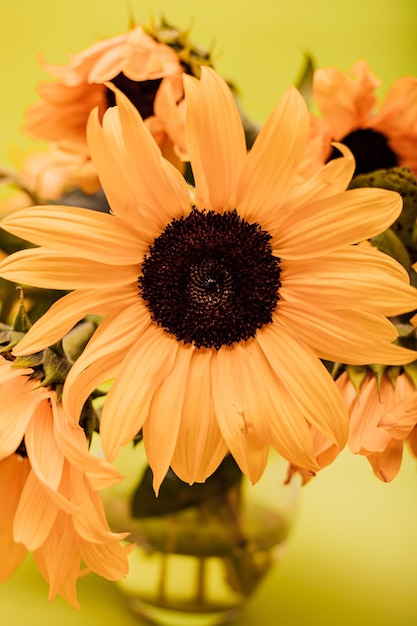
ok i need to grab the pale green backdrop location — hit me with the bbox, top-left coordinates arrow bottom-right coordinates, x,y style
1,1 -> 417,625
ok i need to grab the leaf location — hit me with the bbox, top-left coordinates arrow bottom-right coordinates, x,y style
295,52 -> 315,108
131,455 -> 243,518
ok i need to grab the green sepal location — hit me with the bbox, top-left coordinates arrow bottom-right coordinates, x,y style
40,346 -> 71,386
368,363 -> 388,392
345,364 -> 368,395
403,360 -> 417,389
12,290 -> 32,334
0,330 -> 27,352
11,352 -> 44,369
131,455 -> 243,518
79,397 -> 99,446
386,366 -> 401,387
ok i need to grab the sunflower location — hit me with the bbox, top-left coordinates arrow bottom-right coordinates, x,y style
23,24 -> 194,187
1,68 -> 416,492
300,60 -> 417,179
335,370 -> 417,481
0,354 -> 129,605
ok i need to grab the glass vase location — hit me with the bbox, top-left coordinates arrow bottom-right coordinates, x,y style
104,449 -> 299,626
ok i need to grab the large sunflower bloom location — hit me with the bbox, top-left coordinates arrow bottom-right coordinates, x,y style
0,355 -> 129,605
301,60 -> 417,179
335,371 -> 417,481
24,24 -> 189,187
1,68 -> 416,491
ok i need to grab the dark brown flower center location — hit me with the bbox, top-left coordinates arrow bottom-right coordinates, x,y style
105,73 -> 163,119
138,209 -> 281,349
328,128 -> 398,175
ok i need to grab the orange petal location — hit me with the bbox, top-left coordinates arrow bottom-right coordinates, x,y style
184,67 -> 246,212
237,86 -> 309,225
100,326 -> 179,461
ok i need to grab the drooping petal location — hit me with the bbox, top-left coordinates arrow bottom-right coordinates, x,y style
184,67 -> 247,212
0,377 -> 45,460
24,398 -> 64,491
13,470 -> 62,550
80,538 -> 130,581
51,399 -> 122,489
68,467 -> 128,543
0,456 -> 30,582
366,439 -> 404,483
34,513 -> 82,608
237,86 -> 310,224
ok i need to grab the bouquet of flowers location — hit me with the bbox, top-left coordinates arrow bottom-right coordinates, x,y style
1,13 -> 417,617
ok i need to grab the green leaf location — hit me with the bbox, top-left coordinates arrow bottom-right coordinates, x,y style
369,228 -> 411,273
12,289 -> 32,334
349,167 -> 417,249
403,360 -> 417,388
131,455 -> 243,518
295,52 -> 315,107
345,364 -> 368,395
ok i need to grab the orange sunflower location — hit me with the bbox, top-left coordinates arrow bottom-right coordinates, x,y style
1,68 -> 416,492
301,60 -> 417,179
24,24 -> 192,188
336,370 -> 417,481
0,355 -> 129,605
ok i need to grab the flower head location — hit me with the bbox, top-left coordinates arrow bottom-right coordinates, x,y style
0,68 -> 416,492
301,61 -> 417,179
336,369 -> 417,481
24,22 -> 209,184
0,352 -> 129,605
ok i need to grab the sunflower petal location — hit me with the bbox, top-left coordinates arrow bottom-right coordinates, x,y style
144,342 -> 194,492
0,205 -> 142,265
100,327 -> 179,462
277,301 -> 417,365
0,248 -> 137,289
184,67 -> 246,212
63,300 -> 150,423
275,187 -> 402,259
237,86 -> 309,225
211,343 -> 271,483
256,325 -> 349,448
171,350 -> 228,484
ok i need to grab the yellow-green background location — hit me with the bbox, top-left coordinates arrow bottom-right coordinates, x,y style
1,1 -> 417,624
